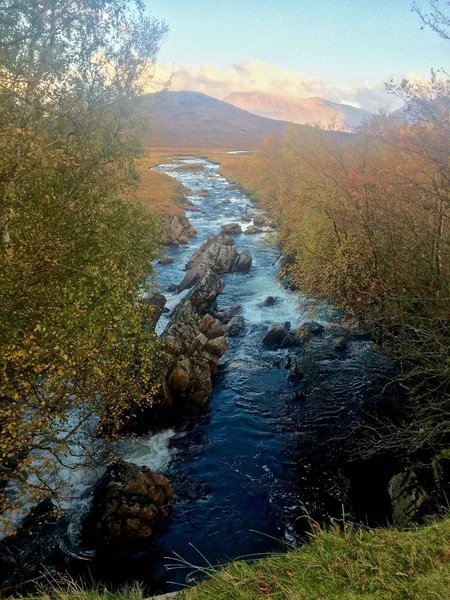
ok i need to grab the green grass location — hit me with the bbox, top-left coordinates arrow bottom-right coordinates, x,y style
177,520 -> 450,600
24,519 -> 450,600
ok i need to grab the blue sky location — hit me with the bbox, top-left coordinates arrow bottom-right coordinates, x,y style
146,0 -> 449,110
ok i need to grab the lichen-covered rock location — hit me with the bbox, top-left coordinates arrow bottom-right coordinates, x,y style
388,471 -> 435,529
161,214 -> 197,245
84,460 -> 174,549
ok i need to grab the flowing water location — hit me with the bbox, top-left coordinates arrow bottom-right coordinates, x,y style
73,158 -> 396,592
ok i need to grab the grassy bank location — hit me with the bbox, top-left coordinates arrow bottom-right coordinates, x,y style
26,518 -> 450,600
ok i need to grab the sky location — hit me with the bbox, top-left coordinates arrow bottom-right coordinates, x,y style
146,0 -> 449,112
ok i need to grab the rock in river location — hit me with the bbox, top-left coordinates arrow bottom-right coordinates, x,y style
161,214 -> 197,246
84,460 -> 174,549
178,234 -> 252,292
221,223 -> 242,235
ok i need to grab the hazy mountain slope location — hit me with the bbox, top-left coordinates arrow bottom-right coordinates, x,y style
138,90 -> 327,149
224,91 -> 371,130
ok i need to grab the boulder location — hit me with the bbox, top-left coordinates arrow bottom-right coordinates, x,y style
388,471 -> 435,529
221,223 -> 242,235
233,250 -> 252,273
262,296 -> 278,307
144,292 -> 167,328
196,189 -> 208,197
158,256 -> 174,265
244,225 -> 263,235
178,235 -> 189,245
295,321 -> 325,342
84,460 -> 174,548
242,214 -> 252,222
253,214 -> 267,227
263,323 -> 290,348
178,234 -> 252,292
167,283 -> 178,293
224,316 -> 245,337
263,322 -> 302,349
161,214 -> 197,245
215,304 -> 243,324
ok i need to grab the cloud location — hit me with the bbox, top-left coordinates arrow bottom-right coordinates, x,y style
149,59 -> 406,112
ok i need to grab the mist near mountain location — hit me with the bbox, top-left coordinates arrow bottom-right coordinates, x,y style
224,91 -> 372,130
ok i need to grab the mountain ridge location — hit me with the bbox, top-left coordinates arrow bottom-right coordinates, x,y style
224,91 -> 371,130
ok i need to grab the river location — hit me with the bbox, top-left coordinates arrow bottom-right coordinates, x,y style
73,157 -> 396,593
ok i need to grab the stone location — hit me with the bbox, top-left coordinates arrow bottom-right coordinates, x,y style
144,292 -> 167,328
262,296 -> 278,307
221,223 -> 242,235
242,214 -> 252,222
161,214 -> 197,246
388,470 -> 434,529
167,283 -> 178,293
178,235 -> 189,245
295,321 -> 325,342
253,214 -> 267,227
178,234 -> 252,292
263,323 -> 290,348
158,256 -> 174,265
221,199 -> 232,205
84,460 -> 174,549
224,316 -> 245,336
233,250 -> 252,273
199,313 -> 224,339
244,225 -> 263,235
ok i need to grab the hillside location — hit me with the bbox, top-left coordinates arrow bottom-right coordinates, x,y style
225,91 -> 371,130
138,90 -> 319,149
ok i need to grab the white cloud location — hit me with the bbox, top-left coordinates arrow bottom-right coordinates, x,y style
149,59 -> 407,112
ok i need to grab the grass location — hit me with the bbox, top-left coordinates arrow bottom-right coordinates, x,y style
21,519 -> 450,600
177,519 -> 450,599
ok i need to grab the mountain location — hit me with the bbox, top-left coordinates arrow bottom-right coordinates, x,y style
224,92 -> 371,130
138,90 -> 345,149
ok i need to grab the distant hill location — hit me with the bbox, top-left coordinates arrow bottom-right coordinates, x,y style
138,90 -> 339,149
224,92 -> 371,131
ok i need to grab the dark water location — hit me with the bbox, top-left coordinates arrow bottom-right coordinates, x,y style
84,158 -> 396,593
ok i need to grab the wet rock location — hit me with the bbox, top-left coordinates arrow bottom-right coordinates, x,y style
178,234 -> 252,292
388,471 -> 435,529
158,256 -> 174,265
0,498 -> 64,591
178,235 -> 189,245
292,390 -> 307,401
159,274 -> 228,407
224,316 -> 245,336
197,189 -> 208,197
144,292 -> 167,328
234,250 -> 252,273
263,323 -> 290,348
224,211 -> 233,217
161,214 -> 197,246
167,283 -> 178,293
295,321 -> 325,342
199,313 -> 224,339
253,214 -> 267,227
262,295 -> 278,307
244,225 -> 263,235
84,460 -> 174,549
334,336 -> 348,351
263,323 -> 301,349
221,199 -> 232,205
185,206 -> 201,213
242,214 -> 252,222
221,223 -> 242,235
215,304 -> 243,324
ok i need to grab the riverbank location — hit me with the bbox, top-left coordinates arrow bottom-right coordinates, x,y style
23,517 -> 450,600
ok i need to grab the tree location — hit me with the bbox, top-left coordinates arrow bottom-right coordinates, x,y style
0,0 -> 168,519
